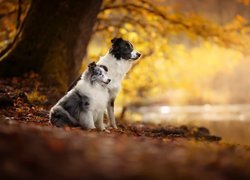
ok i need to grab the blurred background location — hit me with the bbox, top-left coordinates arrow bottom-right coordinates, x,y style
1,0 -> 250,145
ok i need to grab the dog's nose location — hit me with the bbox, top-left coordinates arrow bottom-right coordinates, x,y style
107,79 -> 111,83
136,52 -> 141,57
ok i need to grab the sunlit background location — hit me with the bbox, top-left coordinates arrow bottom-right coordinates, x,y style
85,0 -> 250,145
1,0 -> 250,145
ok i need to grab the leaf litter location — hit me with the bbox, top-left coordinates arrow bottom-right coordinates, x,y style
0,73 -> 250,179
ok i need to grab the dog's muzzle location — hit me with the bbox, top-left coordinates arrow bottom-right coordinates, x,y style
106,79 -> 111,84
131,51 -> 141,60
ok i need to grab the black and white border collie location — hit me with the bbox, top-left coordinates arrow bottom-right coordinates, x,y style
49,62 -> 111,130
66,37 -> 141,129
97,37 -> 141,128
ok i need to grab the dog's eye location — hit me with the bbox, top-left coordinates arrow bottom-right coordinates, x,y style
93,69 -> 101,75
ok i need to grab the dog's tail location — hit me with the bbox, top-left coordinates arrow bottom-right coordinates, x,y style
49,106 -> 78,127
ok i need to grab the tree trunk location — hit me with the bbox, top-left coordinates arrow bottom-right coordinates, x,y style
0,0 -> 102,90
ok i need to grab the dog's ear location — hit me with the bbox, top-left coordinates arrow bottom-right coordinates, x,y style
99,65 -> 108,72
111,37 -> 123,44
111,38 -> 118,44
88,61 -> 96,69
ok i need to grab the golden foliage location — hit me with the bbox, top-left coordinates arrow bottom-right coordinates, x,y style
116,42 -> 243,106
26,88 -> 47,104
86,0 -> 249,107
0,0 -> 30,50
237,0 -> 250,5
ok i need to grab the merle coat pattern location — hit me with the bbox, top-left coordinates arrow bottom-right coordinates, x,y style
50,62 -> 111,130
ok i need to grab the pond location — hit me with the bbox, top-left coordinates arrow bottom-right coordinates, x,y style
125,104 -> 250,146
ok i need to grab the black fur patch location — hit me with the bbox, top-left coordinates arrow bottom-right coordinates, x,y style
99,65 -> 108,72
88,61 -> 96,69
110,37 -> 133,60
50,108 -> 76,127
59,90 -> 89,120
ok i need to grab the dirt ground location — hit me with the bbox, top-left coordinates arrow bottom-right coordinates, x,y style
1,74 -> 250,179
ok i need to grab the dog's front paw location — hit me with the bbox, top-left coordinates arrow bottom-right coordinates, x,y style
112,124 -> 118,129
103,129 -> 110,133
104,123 -> 110,128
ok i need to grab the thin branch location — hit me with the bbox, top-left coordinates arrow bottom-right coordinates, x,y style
100,2 -> 250,37
94,16 -> 158,33
0,0 -> 31,60
98,1 -> 249,53
16,0 -> 22,29
100,3 -> 195,32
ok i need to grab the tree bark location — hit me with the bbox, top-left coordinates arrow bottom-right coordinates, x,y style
0,0 -> 102,90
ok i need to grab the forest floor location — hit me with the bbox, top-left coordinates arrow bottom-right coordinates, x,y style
0,74 -> 250,179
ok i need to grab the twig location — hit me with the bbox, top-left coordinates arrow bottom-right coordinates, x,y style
16,0 -> 22,29
0,0 -> 31,61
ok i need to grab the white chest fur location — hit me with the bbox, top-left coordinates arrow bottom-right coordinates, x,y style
76,81 -> 109,111
97,53 -> 133,98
